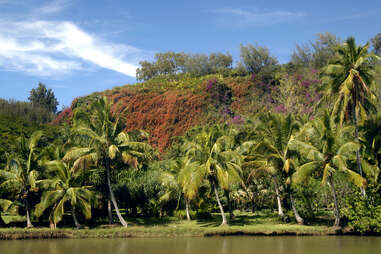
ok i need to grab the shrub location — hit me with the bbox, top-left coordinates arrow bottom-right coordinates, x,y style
342,188 -> 381,233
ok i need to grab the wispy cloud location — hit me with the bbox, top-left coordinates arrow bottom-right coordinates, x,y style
39,0 -> 72,14
0,20 -> 142,77
212,7 -> 305,27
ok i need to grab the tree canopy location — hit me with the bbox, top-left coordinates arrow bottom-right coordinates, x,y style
28,83 -> 59,113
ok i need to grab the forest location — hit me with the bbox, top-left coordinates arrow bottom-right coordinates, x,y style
1,32 -> 381,235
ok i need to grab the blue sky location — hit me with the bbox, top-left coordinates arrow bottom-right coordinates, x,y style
1,0 -> 380,108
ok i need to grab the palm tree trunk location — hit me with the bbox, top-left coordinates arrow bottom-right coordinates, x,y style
107,198 -> 113,224
290,193 -> 304,225
225,190 -> 234,220
49,214 -> 56,229
25,200 -> 33,228
352,100 -> 366,196
212,180 -> 227,226
185,199 -> 191,221
106,161 -> 127,227
328,175 -> 340,227
72,206 -> 81,229
273,176 -> 284,216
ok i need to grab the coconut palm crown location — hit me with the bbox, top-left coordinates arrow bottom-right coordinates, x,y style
35,159 -> 94,229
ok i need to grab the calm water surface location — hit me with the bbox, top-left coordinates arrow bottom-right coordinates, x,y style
1,236 -> 380,254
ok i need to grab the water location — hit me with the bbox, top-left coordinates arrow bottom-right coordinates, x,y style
1,236 -> 380,254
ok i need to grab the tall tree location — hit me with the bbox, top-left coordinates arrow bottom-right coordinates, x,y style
323,37 -> 378,193
0,131 -> 44,228
291,32 -> 340,69
63,96 -> 152,227
183,124 -> 243,225
245,113 -> 304,223
28,83 -> 59,113
289,111 -> 366,226
240,44 -> 278,74
371,33 -> 381,55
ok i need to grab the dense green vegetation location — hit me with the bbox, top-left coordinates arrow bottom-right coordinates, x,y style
1,34 -> 381,236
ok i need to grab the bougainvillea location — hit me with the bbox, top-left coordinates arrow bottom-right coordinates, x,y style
51,107 -> 73,125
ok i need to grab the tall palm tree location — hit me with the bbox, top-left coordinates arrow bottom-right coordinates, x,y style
35,160 -> 94,229
63,97 -> 152,227
323,37 -> 378,186
183,124 -> 243,226
289,111 -> 366,226
244,113 -> 304,224
0,131 -> 43,228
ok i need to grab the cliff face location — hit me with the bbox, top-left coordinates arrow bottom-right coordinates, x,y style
53,75 -> 267,151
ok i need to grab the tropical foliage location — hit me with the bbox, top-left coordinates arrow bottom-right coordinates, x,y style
1,35 -> 381,234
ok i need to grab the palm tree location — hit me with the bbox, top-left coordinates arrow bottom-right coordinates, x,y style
35,159 -> 93,229
323,37 -> 378,187
63,96 -> 152,227
0,131 -> 43,228
161,157 -> 200,221
359,116 -> 381,184
244,113 -> 304,224
289,111 -> 366,226
183,124 -> 242,226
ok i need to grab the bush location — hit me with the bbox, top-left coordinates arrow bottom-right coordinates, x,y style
342,188 -> 381,233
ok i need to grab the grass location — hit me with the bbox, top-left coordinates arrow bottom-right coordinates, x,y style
0,211 -> 342,240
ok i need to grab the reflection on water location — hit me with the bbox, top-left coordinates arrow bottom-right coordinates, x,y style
1,236 -> 381,254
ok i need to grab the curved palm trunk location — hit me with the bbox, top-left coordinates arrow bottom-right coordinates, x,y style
106,163 -> 127,227
72,206 -> 81,229
212,180 -> 227,226
352,98 -> 366,196
25,200 -> 33,228
290,193 -> 304,225
328,175 -> 340,227
273,176 -> 284,216
107,198 -> 114,224
185,199 -> 191,221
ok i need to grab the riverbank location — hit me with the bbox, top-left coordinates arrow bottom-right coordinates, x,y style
0,219 -> 344,240
0,224 -> 341,240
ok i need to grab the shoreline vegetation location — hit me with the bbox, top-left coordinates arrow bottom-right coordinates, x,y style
0,224 -> 344,240
0,212 -> 375,240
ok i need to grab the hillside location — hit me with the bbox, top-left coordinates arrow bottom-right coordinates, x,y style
53,71 -> 321,151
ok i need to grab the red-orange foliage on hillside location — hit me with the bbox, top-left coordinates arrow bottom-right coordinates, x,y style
54,87 -> 208,152
109,89 -> 207,151
52,76 -> 269,152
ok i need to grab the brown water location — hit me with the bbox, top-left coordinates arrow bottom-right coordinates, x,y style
1,236 -> 380,254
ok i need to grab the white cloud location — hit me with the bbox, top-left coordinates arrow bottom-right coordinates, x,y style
39,0 -> 72,14
0,20 -> 141,77
213,7 -> 305,26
